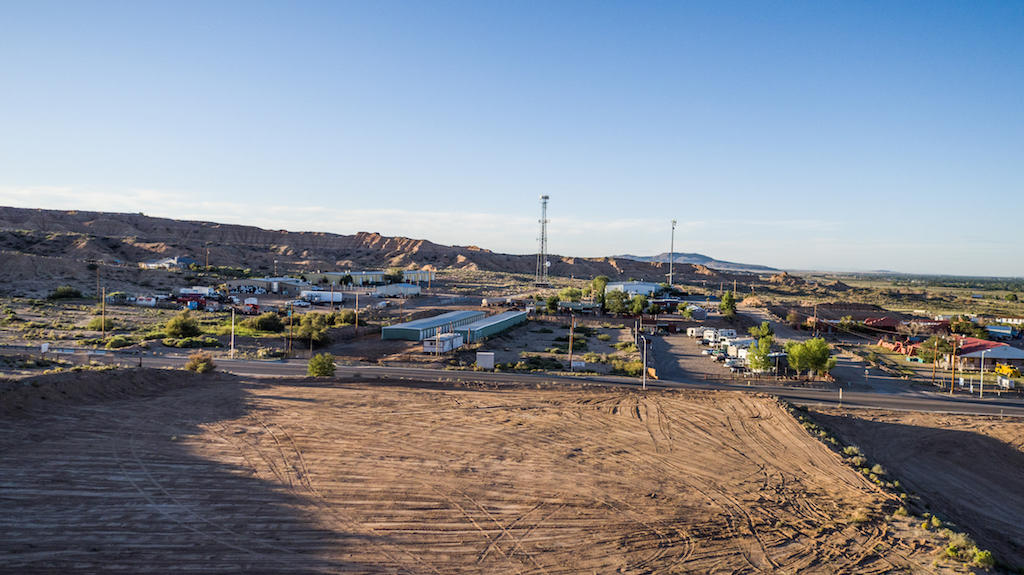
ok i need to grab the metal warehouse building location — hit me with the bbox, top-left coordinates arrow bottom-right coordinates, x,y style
456,311 -> 528,343
381,310 -> 486,341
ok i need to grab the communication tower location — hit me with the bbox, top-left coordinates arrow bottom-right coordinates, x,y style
535,195 -> 550,286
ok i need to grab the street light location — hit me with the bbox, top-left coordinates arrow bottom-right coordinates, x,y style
980,349 -> 988,399
639,335 -> 648,391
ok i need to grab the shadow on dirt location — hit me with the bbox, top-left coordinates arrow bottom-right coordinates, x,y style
811,412 -> 1024,569
0,368 -> 399,574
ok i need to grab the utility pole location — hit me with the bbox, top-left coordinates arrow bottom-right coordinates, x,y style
949,338 -> 958,396
96,266 -> 100,302
287,303 -> 293,356
568,314 -> 575,372
354,292 -> 359,333
931,338 -> 939,385
230,308 -> 236,358
330,282 -> 336,312
980,349 -> 987,399
640,335 -> 648,390
668,219 -> 676,286
101,287 -> 106,340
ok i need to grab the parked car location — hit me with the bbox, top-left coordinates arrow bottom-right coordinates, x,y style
288,300 -> 311,308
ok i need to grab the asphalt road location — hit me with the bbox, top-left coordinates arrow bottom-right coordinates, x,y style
8,344 -> 1024,418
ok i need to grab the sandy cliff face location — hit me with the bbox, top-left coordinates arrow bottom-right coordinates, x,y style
0,206 -> 741,292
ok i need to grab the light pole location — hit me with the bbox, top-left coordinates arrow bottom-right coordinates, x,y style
668,219 -> 676,286
640,335 -> 648,390
980,349 -> 988,399
230,308 -> 236,358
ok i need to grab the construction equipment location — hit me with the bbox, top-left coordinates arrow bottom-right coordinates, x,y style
995,364 -> 1019,378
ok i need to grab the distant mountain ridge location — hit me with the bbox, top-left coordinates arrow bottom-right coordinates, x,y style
613,252 -> 778,273
0,206 -> 760,295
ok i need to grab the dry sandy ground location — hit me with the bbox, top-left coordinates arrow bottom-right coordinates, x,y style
811,408 -> 1024,570
0,370 -> 958,574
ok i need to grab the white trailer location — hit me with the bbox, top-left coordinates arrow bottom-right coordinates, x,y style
180,286 -> 216,297
301,290 -> 344,304
717,328 -> 738,338
702,329 -> 719,343
686,327 -> 703,338
134,296 -> 157,307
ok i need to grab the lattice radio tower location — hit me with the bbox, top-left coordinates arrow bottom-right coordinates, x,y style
535,195 -> 550,286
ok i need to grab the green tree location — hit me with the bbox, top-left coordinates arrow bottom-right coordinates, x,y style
165,311 -> 202,338
384,268 -> 404,284
747,336 -> 774,371
296,312 -> 333,347
308,353 -> 336,377
242,312 -> 285,332
1006,293 -> 1019,302
591,275 -> 610,309
545,295 -> 560,314
916,335 -> 952,363
679,305 -> 694,319
605,290 -> 629,314
950,316 -> 989,339
629,294 -> 648,316
748,321 -> 774,339
786,310 -> 802,328
839,315 -> 856,331
784,337 -> 836,377
719,290 -> 737,318
558,287 -> 583,302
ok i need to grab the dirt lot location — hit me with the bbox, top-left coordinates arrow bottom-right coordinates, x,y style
1,370 -> 961,574
810,408 -> 1024,570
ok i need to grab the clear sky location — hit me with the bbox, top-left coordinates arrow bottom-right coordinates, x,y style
1,1 -> 1021,276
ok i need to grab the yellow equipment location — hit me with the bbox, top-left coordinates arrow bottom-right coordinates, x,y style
994,363 -> 1021,378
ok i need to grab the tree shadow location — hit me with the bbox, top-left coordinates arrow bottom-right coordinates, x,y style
811,412 -> 1024,569
0,369 -> 407,574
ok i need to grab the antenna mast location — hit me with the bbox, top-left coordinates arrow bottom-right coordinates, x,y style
536,195 -> 550,286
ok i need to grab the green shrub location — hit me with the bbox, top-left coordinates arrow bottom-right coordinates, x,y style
165,312 -> 201,338
105,335 -> 133,349
256,347 -> 286,359
162,336 -> 221,348
308,353 -> 336,377
185,351 -> 216,373
86,317 -> 115,331
870,464 -> 886,476
241,312 -> 285,332
610,359 -> 644,377
48,285 -> 82,299
596,333 -> 612,341
613,341 -> 638,353
843,446 -> 863,457
972,549 -> 995,568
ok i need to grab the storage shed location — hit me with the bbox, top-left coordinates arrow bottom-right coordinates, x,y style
381,310 -> 486,341
455,311 -> 528,343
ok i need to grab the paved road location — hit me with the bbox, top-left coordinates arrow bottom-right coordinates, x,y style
8,344 -> 1024,418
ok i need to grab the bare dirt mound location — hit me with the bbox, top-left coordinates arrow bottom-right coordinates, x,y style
0,367 -> 217,418
811,409 -> 1024,570
0,380 -> 953,573
768,271 -> 805,285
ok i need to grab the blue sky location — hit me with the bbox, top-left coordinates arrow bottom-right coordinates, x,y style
1,1 -> 1021,275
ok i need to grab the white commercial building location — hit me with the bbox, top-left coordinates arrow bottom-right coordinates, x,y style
605,281 -> 661,297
